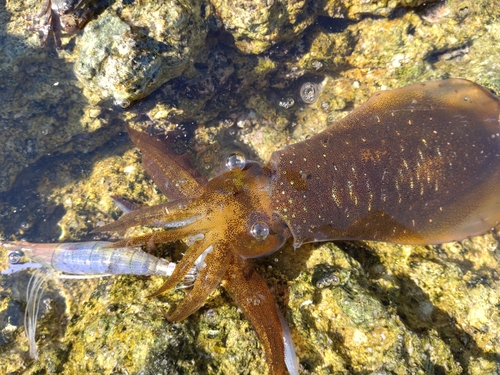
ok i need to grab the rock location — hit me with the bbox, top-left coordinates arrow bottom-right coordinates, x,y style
74,2 -> 208,106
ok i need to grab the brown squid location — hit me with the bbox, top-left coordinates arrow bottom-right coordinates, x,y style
95,78 -> 500,375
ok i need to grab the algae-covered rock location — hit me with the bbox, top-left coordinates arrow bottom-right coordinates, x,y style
74,1 -> 208,106
282,236 -> 500,374
210,0 -> 316,54
324,0 -> 430,18
0,0 -> 122,194
210,0 -> 432,55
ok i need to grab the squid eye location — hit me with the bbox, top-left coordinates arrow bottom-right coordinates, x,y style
225,152 -> 246,170
250,222 -> 270,241
8,250 -> 24,264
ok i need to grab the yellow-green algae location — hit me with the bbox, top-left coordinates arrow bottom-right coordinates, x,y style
74,1 -> 208,106
209,0 -> 431,55
209,0 -> 316,55
1,0 -> 500,374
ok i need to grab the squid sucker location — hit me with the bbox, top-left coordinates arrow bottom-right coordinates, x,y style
9,79 -> 500,374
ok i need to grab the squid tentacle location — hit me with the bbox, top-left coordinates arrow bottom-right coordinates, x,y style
105,225 -> 204,249
223,254 -> 289,375
93,199 -> 201,233
148,236 -> 213,297
168,242 -> 228,321
126,125 -> 208,200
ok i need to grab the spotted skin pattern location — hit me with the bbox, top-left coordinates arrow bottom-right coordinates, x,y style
272,79 -> 500,247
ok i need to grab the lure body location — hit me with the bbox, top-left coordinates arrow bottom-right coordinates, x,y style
1,241 -> 176,277
0,240 -> 198,359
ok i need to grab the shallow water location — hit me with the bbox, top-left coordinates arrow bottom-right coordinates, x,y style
1,0 -> 500,374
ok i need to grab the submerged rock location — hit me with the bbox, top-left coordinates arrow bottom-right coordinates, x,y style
209,0 -> 432,55
75,2 -> 208,106
209,0 -> 316,54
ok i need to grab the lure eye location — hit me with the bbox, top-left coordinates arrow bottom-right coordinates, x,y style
8,250 -> 24,264
250,222 -> 270,241
225,152 -> 246,170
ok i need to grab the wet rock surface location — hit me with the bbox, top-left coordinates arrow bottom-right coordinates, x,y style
1,0 -> 500,374
75,1 -> 208,107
